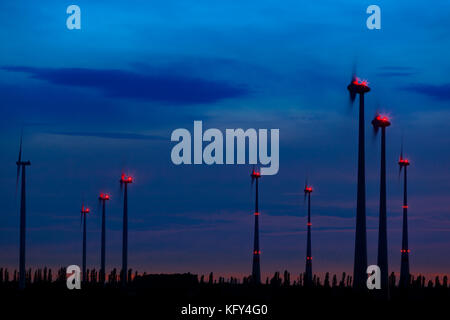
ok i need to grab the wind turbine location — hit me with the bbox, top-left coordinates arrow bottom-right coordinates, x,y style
304,180 -> 313,286
98,193 -> 110,285
347,75 -> 370,289
80,204 -> 90,284
16,133 -> 31,290
251,167 -> 261,284
372,114 -> 391,294
398,148 -> 411,288
120,173 -> 133,286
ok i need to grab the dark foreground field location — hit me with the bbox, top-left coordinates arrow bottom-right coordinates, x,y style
1,273 -> 449,318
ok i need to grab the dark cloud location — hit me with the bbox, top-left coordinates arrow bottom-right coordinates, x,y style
376,71 -> 416,77
378,66 -> 415,71
47,131 -> 166,141
376,66 -> 417,77
1,66 -> 248,105
401,83 -> 450,100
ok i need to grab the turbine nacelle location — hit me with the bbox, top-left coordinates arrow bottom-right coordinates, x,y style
251,169 -> 261,179
372,115 -> 391,128
398,158 -> 410,167
304,186 -> 313,194
16,160 -> 31,166
81,206 -> 90,214
120,174 -> 133,184
347,76 -> 370,97
99,193 -> 110,201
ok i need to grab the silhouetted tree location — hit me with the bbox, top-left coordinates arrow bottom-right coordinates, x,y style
389,272 -> 396,288
283,270 -> 290,286
324,272 -> 330,288
435,276 -> 441,288
332,274 -> 337,288
208,272 -> 213,285
128,268 -> 132,283
339,272 -> 346,287
270,272 -> 281,287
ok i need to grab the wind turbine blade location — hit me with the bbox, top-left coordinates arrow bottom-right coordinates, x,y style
373,125 -> 379,135
399,138 -> 404,181
16,165 -> 20,196
80,203 -> 85,229
16,133 -> 23,195
400,137 -> 404,160
251,165 -> 256,187
348,62 -> 357,104
304,178 -> 307,204
18,133 -> 22,163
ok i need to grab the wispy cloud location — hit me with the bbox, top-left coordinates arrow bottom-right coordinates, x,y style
1,66 -> 249,105
401,83 -> 450,100
376,71 -> 416,77
47,131 -> 166,141
376,66 -> 417,78
378,66 -> 415,71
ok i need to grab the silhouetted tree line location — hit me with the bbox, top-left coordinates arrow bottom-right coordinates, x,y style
0,267 -> 448,291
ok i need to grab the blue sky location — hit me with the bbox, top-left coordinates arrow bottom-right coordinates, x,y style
0,1 -> 449,279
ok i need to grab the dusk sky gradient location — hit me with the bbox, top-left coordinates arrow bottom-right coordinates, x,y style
1,1 -> 449,280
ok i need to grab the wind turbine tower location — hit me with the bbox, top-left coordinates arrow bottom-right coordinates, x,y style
399,152 -> 411,288
304,182 -> 313,286
347,76 -> 370,289
120,174 -> 133,286
251,168 -> 261,284
372,114 -> 391,293
16,134 -> 31,290
81,204 -> 90,283
99,193 -> 110,285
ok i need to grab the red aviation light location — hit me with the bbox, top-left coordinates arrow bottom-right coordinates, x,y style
304,186 -> 313,193
352,77 -> 369,87
373,114 -> 391,127
251,170 -> 261,178
376,115 -> 389,123
253,250 -> 261,255
306,256 -> 313,260
307,222 -> 312,226
121,174 -> 134,183
399,158 -> 410,166
99,193 -> 110,201
254,212 -> 260,216
402,205 -> 408,209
